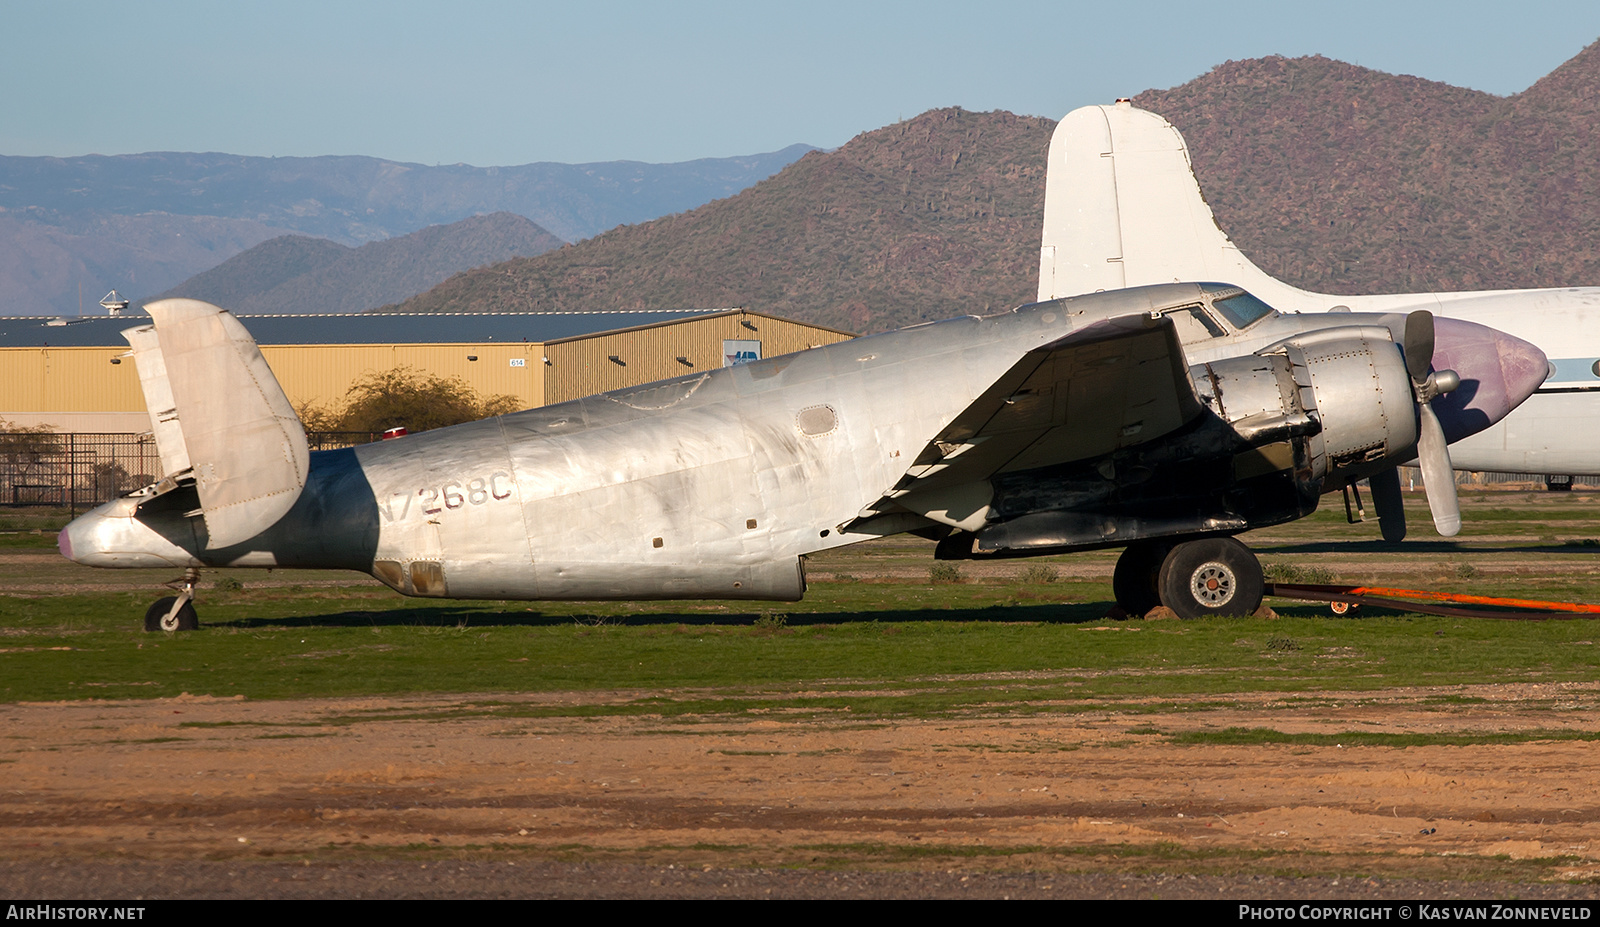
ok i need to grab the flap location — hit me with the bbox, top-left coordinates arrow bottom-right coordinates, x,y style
870,314 -> 1202,518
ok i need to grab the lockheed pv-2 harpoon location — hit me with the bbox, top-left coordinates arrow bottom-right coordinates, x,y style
60,289 -> 1545,629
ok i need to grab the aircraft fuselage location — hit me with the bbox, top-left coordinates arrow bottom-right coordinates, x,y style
59,284 -> 1544,602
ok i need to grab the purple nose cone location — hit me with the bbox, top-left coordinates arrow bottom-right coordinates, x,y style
57,526 -> 72,561
1428,316 -> 1549,444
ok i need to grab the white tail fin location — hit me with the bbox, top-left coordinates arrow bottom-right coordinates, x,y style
124,299 -> 309,548
1036,102 -> 1496,314
1038,101 -> 1307,303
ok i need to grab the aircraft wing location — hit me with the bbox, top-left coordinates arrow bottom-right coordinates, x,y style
860,314 -> 1203,530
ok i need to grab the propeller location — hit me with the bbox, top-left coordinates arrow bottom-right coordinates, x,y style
1369,466 -> 1407,543
1385,311 -> 1463,537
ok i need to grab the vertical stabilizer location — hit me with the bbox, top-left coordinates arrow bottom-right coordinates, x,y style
1039,102 -> 1312,306
125,299 -> 309,548
1037,105 -> 1126,299
1037,102 -> 1528,315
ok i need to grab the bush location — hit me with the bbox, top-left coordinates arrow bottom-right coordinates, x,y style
297,366 -> 521,435
1262,562 -> 1337,585
929,563 -> 962,584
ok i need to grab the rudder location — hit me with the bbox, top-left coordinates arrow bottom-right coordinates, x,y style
124,299 -> 308,548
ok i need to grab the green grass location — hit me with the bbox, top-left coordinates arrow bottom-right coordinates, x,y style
5,588 -> 1600,710
5,490 -> 1600,712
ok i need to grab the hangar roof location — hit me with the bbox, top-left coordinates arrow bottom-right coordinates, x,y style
0,309 -> 743,348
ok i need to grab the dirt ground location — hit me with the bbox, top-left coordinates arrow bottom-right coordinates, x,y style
5,682 -> 1600,895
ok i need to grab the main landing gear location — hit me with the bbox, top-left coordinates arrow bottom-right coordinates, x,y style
1113,537 -> 1264,619
143,567 -> 201,632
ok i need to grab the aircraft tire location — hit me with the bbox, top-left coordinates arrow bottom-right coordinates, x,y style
1112,541 -> 1170,617
144,597 -> 199,633
1157,538 -> 1263,620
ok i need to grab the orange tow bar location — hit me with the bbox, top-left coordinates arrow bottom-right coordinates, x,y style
1267,584 -> 1600,620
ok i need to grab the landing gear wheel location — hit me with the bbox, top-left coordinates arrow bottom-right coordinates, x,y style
144,596 -> 198,632
1329,600 -> 1359,616
1157,538 -> 1264,619
1113,540 -> 1171,617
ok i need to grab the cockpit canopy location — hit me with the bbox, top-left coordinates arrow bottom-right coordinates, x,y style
1206,286 -> 1276,329
1158,284 -> 1278,345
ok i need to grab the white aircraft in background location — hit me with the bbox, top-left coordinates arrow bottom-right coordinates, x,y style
1037,100 -> 1600,524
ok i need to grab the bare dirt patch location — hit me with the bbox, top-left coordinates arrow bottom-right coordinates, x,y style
4,684 -> 1600,887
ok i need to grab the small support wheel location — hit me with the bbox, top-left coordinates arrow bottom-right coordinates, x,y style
1329,600 -> 1359,616
1113,540 -> 1171,617
1157,537 -> 1264,619
144,596 -> 198,632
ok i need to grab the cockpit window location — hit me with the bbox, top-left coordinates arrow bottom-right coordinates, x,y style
1160,305 -> 1227,344
1211,291 -> 1276,329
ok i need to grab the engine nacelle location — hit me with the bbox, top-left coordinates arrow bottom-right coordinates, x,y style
1268,327 -> 1419,485
1192,325 -> 1420,489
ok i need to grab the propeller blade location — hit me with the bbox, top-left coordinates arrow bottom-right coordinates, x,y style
1416,401 -> 1461,537
1369,467 -> 1407,543
1404,310 -> 1436,382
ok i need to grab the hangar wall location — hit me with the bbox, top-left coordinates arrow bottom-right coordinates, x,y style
0,310 -> 855,434
0,348 -> 144,432
542,313 -> 849,404
264,343 -> 546,416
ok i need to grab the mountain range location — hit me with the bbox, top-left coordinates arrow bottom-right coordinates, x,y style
390,108 -> 1056,333
0,145 -> 813,316
389,39 -> 1600,333
150,212 -> 564,315
1136,46 -> 1600,296
13,40 -> 1600,329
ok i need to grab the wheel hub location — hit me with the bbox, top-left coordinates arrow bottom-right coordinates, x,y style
1189,561 -> 1237,607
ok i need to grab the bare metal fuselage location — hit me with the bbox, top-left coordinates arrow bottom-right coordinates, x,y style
59,284 -> 1544,601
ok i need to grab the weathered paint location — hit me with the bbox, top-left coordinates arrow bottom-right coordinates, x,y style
60,286 -> 1547,601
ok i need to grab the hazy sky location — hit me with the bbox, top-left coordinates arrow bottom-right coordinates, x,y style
4,1 -> 1597,166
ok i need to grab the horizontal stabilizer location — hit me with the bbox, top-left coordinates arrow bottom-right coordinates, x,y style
125,299 -> 309,548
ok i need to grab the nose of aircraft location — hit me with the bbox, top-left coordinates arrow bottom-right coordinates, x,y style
1427,316 -> 1549,444
58,506 -> 112,566
56,498 -> 197,569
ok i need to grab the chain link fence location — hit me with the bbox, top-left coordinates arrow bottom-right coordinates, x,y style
1395,467 -> 1600,491
0,431 -> 378,512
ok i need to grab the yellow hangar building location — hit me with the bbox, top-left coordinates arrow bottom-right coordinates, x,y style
0,308 -> 856,506
0,308 -> 857,434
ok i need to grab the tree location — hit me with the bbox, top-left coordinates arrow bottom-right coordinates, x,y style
298,366 -> 521,436
0,420 -> 60,465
